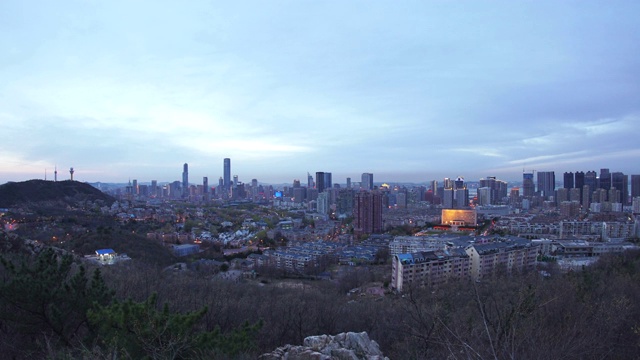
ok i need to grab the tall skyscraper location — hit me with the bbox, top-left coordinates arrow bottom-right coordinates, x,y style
223,158 -> 231,191
477,187 -> 491,206
599,168 -> 611,190
324,172 -> 332,190
563,172 -> 574,189
315,171 -> 325,192
631,175 -> 640,198
307,173 -> 314,188
574,171 -> 585,202
346,177 -> 351,189
537,171 -> 555,199
361,173 -> 374,190
151,180 -> 158,197
203,177 -> 208,194
611,172 -> 628,205
315,171 -> 332,193
353,190 -> 383,236
182,163 -> 189,196
584,171 -> 597,201
522,172 -> 535,197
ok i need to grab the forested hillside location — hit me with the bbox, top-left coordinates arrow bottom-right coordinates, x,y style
1,228 -> 639,359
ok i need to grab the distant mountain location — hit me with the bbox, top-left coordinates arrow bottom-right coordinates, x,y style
0,180 -> 115,208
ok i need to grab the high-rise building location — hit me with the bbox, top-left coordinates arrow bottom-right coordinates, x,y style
203,177 -> 208,194
522,172 -> 535,197
563,172 -> 574,189
315,172 -> 325,192
353,190 -> 383,236
361,173 -> 374,190
182,163 -> 189,197
223,158 -> 231,191
315,171 -> 332,193
324,172 -> 332,190
317,192 -> 329,215
346,177 -> 351,189
631,175 -> 640,198
443,188 -> 454,209
151,180 -> 158,197
556,188 -> 569,205
455,188 -> 469,208
537,171 -> 555,199
599,168 -> 611,190
307,173 -> 314,188
584,171 -> 597,202
510,187 -> 520,206
611,172 -> 628,205
479,176 -> 508,205
477,187 -> 491,206
575,171 -> 585,202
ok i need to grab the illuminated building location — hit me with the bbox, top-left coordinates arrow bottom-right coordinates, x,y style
440,209 -> 477,228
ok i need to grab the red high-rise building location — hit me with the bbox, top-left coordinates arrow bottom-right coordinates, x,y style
353,190 -> 383,236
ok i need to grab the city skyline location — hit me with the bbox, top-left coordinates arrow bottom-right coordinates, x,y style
1,1 -> 639,184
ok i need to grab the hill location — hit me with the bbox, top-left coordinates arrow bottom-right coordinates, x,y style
0,180 -> 115,208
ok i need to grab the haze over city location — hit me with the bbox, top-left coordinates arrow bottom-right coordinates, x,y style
1,1 -> 639,184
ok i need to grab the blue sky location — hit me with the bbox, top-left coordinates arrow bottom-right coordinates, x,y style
1,1 -> 639,185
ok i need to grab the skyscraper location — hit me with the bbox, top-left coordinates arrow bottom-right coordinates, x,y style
151,180 -> 158,197
599,168 -> 611,190
611,172 -> 628,205
223,158 -> 231,191
182,163 -> 189,197
324,172 -> 332,190
537,171 -> 555,199
585,171 -> 597,202
353,190 -> 383,236
563,172 -> 574,189
522,172 -> 535,197
203,177 -> 208,194
575,171 -> 585,202
631,175 -> 640,198
315,171 -> 325,192
315,171 -> 332,193
361,173 -> 373,190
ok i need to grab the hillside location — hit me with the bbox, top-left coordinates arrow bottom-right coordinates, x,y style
0,180 -> 115,208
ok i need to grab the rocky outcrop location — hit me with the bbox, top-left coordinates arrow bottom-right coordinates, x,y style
259,331 -> 389,360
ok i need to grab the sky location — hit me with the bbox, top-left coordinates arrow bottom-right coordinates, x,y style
1,1 -> 639,185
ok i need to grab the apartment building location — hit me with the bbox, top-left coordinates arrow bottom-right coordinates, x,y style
391,248 -> 470,292
465,238 -> 539,279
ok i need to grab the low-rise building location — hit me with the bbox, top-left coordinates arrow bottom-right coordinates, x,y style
391,248 -> 470,292
465,238 -> 538,279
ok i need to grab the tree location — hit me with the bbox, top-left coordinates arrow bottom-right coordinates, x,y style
0,248 -> 114,352
88,293 -> 261,359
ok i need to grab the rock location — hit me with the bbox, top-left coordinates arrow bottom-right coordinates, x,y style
259,332 -> 389,360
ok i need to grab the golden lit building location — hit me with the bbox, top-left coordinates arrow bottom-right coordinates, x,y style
441,209 -> 477,227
